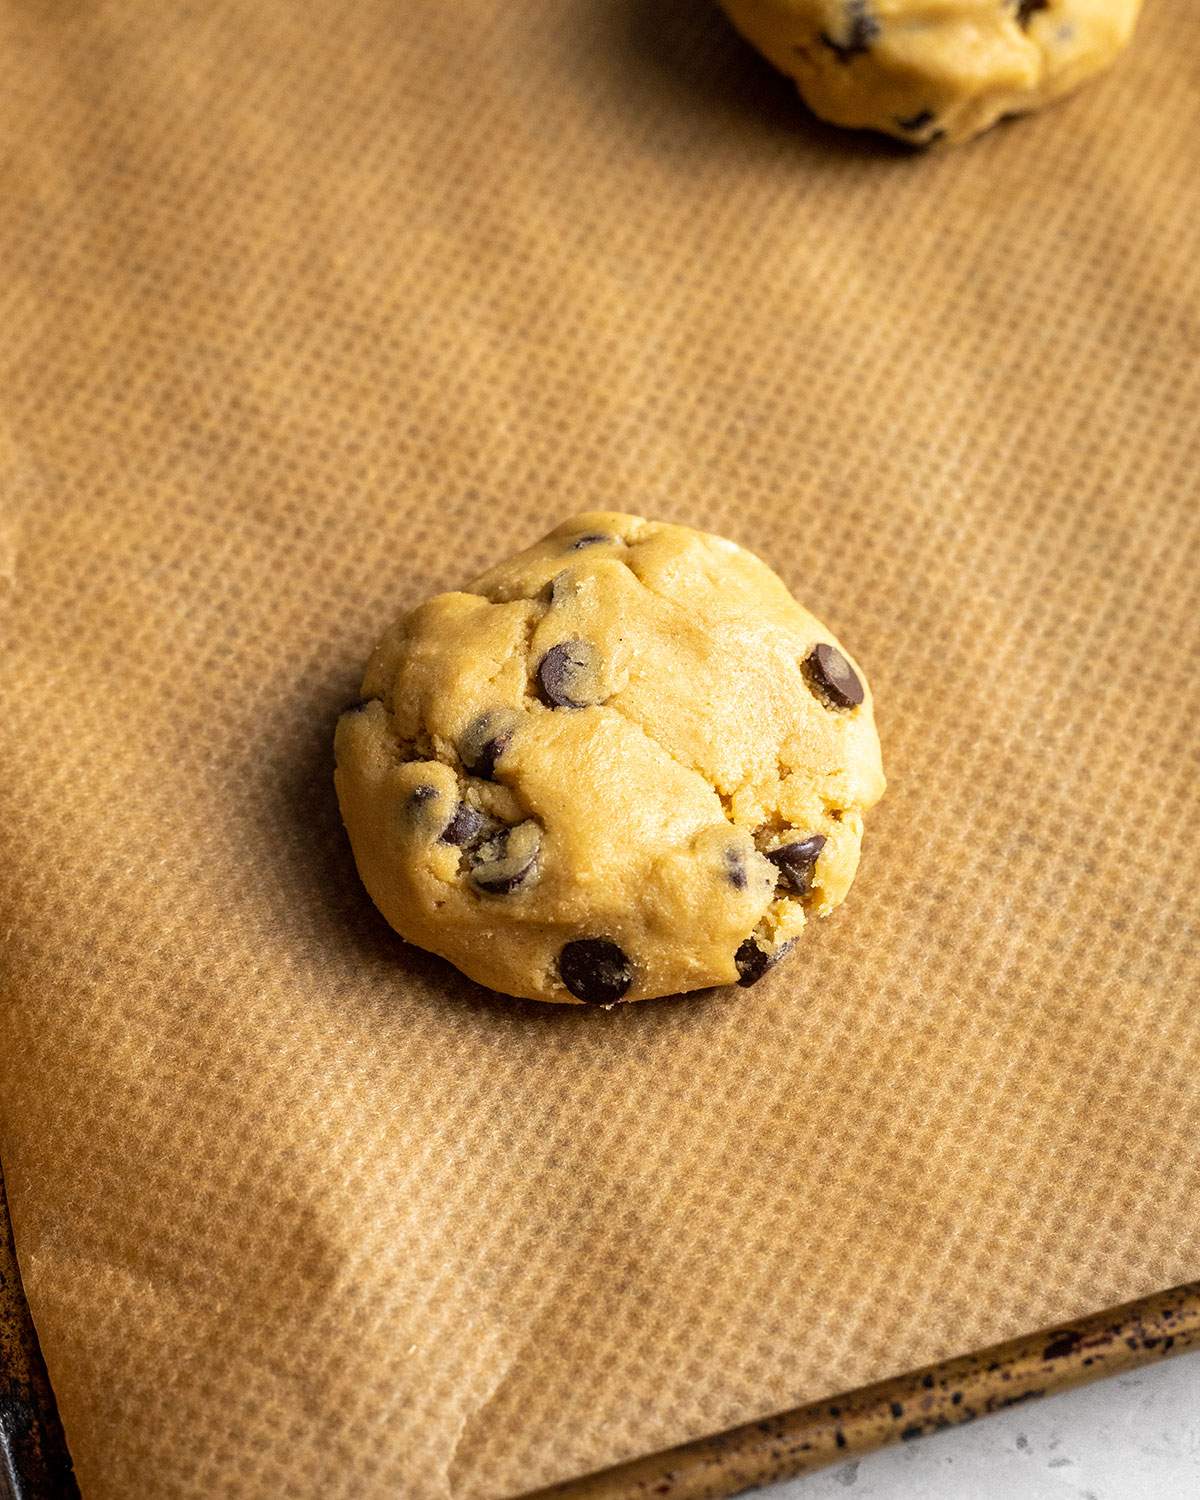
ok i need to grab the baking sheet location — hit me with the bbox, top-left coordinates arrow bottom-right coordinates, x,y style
520,1281 -> 1200,1498
0,1173 -> 76,1500
1,1 -> 1199,1496
0,1186 -> 1196,1500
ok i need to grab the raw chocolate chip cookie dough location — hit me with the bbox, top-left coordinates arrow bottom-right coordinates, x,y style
719,0 -> 1143,146
335,515 -> 885,1004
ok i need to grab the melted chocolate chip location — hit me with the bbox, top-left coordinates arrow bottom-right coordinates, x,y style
735,938 -> 791,988
725,847 -> 748,890
896,109 -> 935,132
820,0 -> 879,63
536,639 -> 601,709
570,533 -> 612,550
470,822 -> 541,895
766,835 -> 827,895
459,709 -> 518,779
1017,0 -> 1048,25
407,784 -> 439,812
803,643 -> 864,710
559,938 -> 632,1004
440,802 -> 485,846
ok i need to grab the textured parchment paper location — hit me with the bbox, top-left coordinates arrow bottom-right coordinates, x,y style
1,2 -> 1198,1496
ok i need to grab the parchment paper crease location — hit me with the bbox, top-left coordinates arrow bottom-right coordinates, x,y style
1,1 -> 1198,1496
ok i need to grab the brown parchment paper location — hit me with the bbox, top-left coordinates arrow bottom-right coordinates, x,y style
1,1 -> 1199,1497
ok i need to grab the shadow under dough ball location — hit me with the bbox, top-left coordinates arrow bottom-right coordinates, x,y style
333,512 -> 885,1004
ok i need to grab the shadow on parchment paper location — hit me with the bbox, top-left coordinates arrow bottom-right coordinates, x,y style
609,0 -> 909,161
273,686 -> 734,1035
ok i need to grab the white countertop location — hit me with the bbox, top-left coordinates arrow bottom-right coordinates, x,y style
760,1350 -> 1200,1499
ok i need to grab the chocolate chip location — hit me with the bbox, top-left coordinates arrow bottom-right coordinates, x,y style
569,533 -> 612,550
472,863 -> 533,895
766,835 -> 827,895
1017,0 -> 1048,25
459,709 -> 519,778
536,639 -> 601,709
820,0 -> 879,63
473,734 -> 509,778
407,784 -> 439,812
896,109 -> 935,132
440,802 -> 485,846
548,569 -> 578,608
734,938 -> 792,988
724,847 -> 748,890
803,643 -> 864,710
559,938 -> 632,1004
470,821 -> 541,895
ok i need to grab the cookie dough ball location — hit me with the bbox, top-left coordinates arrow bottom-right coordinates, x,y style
334,514 -> 885,1004
719,0 -> 1142,146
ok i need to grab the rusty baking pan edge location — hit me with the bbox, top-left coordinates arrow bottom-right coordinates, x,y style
518,1281 -> 1200,1500
1,1156 -> 1195,1500
0,1172 -> 77,1500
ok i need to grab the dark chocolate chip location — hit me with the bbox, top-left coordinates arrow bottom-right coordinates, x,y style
734,938 -> 792,988
407,784 -> 439,812
536,639 -> 601,709
820,0 -> 879,63
1017,0 -> 1048,25
803,643 -> 864,710
724,847 -> 748,890
471,864 -> 533,895
559,938 -> 632,1004
766,835 -> 827,895
470,822 -> 541,895
569,533 -> 612,550
459,709 -> 518,779
472,733 -> 510,778
440,803 -> 485,846
896,109 -> 935,132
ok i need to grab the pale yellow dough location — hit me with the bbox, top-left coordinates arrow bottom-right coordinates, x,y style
334,514 -> 885,1004
719,0 -> 1142,145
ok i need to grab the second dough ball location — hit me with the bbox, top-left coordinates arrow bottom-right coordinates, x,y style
719,0 -> 1142,146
